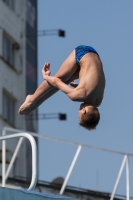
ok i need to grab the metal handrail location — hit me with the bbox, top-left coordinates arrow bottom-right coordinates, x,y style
1,127 -> 132,199
2,127 -> 133,157
1,132 -> 37,190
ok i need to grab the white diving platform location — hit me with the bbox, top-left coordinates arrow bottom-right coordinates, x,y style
0,187 -> 76,200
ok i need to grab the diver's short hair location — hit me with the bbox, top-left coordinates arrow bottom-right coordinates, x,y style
79,106 -> 100,130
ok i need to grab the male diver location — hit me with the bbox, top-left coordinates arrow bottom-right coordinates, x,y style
18,45 -> 106,130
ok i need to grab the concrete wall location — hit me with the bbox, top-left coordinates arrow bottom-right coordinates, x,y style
0,0 -> 28,178
0,0 -> 26,129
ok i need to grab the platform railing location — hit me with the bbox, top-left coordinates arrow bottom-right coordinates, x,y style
1,128 -> 37,190
1,127 -> 133,199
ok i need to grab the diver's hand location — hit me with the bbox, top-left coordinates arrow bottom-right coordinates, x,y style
70,81 -> 78,88
42,63 -> 51,78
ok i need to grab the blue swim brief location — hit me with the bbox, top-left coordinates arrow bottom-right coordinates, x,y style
75,45 -> 98,67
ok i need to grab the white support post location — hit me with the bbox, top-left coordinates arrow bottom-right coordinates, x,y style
110,155 -> 127,200
2,128 -> 6,187
60,145 -> 82,195
126,156 -> 130,200
5,137 -> 24,182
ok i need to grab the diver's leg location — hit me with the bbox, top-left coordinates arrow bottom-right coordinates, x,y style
18,50 -> 78,115
19,67 -> 79,115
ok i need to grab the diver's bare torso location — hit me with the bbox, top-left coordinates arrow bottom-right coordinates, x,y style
72,52 -> 105,107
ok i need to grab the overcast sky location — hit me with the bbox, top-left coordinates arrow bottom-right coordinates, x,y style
37,1 -> 133,196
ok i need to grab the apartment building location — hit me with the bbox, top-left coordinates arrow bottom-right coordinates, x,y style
0,0 -> 38,181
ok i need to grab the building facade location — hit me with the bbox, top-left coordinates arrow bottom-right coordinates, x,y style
0,0 -> 38,180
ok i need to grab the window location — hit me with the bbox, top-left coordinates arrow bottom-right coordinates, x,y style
3,34 -> 15,67
3,0 -> 15,11
2,33 -> 19,68
3,91 -> 16,126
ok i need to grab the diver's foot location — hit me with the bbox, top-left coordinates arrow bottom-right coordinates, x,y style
18,95 -> 35,115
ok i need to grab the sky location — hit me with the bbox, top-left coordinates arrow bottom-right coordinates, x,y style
37,0 -> 133,197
